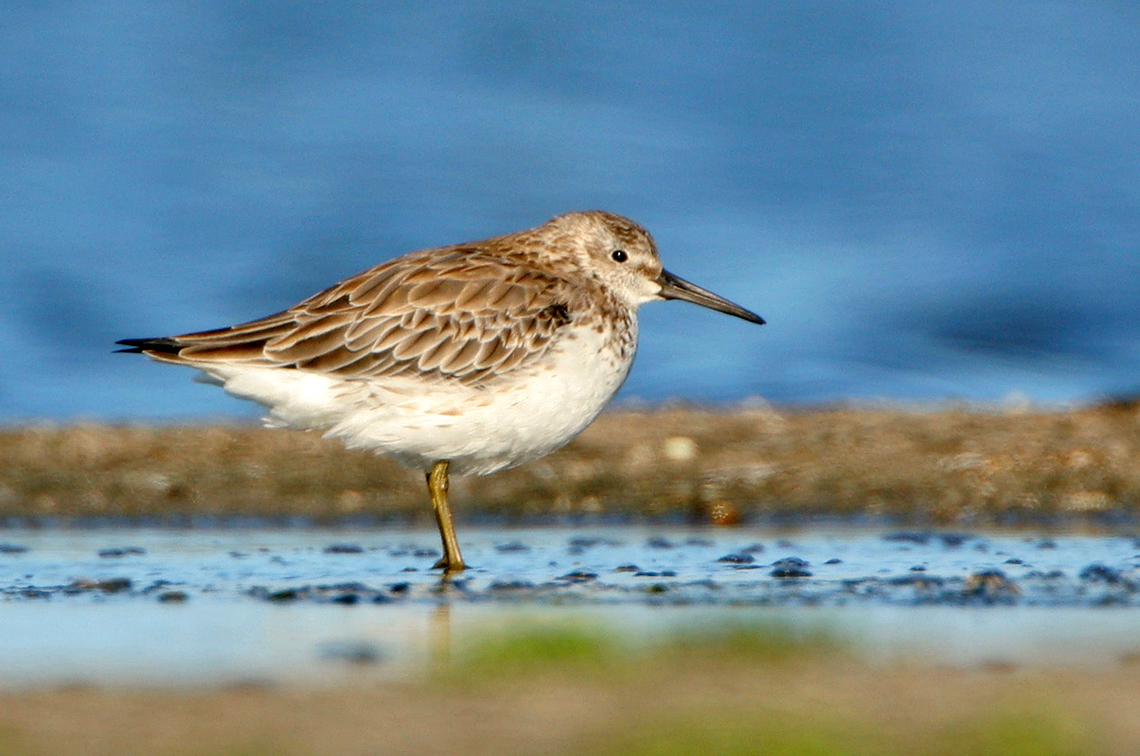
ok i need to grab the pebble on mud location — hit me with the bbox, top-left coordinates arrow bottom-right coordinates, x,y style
97,547 -> 146,558
558,570 -> 599,583
489,579 -> 536,591
323,544 -> 365,554
69,577 -> 132,593
662,435 -> 698,462
769,557 -> 812,578
707,501 -> 740,526
494,541 -> 530,552
1079,563 -> 1127,585
883,532 -> 971,548
963,570 -> 1020,602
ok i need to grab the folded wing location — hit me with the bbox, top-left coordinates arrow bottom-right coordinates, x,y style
126,248 -> 578,387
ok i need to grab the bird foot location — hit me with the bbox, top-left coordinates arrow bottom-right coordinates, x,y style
432,557 -> 466,573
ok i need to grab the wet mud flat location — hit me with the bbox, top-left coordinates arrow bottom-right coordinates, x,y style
2,525 -> 1140,755
3,525 -> 1139,610
1,525 -> 1140,685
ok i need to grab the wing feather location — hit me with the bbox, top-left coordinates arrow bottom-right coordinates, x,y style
157,247 -> 583,387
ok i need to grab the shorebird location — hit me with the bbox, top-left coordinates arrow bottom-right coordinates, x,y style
119,211 -> 763,571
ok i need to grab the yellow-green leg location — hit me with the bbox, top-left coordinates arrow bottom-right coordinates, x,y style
427,460 -> 465,572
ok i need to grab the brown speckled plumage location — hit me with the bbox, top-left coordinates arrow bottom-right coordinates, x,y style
137,212 -> 650,389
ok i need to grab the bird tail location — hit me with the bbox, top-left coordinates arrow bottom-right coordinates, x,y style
115,337 -> 184,355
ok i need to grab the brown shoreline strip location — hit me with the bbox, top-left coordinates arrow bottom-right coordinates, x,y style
2,403 -> 1138,522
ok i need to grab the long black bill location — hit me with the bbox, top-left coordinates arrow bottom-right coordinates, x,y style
657,269 -> 765,324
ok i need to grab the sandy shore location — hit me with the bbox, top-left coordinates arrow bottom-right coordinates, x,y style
3,402 -> 1140,523
2,649 -> 1138,755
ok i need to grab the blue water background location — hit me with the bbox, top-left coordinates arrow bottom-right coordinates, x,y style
3,2 -> 1139,420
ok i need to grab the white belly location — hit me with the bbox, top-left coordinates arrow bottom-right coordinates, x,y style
195,323 -> 636,475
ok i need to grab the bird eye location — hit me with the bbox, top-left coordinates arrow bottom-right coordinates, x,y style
611,249 -> 628,263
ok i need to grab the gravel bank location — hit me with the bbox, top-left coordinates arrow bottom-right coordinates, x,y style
3,402 -> 1139,522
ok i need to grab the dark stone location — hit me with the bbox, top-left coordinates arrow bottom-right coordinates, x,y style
489,580 -> 535,591
267,589 -> 301,602
962,570 -> 1020,603
330,593 -> 359,605
558,570 -> 599,583
1025,569 -> 1065,580
0,543 -> 28,554
614,564 -> 639,572
1079,563 -> 1124,584
824,558 -> 843,565
99,578 -> 131,592
883,531 -> 932,545
883,532 -> 971,548
97,547 -> 146,558
716,553 -> 755,564
646,536 -> 675,549
320,581 -> 369,593
495,541 -> 530,552
770,557 -> 812,578
323,544 -> 364,554
158,591 -> 188,603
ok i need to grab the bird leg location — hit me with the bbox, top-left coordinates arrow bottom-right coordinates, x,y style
427,460 -> 465,572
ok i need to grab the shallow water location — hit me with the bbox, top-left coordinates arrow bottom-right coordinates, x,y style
1,525 -> 1138,686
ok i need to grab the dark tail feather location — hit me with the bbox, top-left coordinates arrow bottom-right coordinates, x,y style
115,337 -> 183,354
